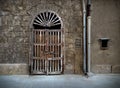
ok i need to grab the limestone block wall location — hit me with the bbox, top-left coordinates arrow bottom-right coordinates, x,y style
0,0 -> 83,74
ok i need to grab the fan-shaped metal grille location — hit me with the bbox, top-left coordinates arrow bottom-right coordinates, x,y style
33,11 -> 62,29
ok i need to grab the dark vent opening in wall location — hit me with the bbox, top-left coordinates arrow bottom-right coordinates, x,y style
99,38 -> 110,50
33,11 -> 62,29
102,40 -> 108,47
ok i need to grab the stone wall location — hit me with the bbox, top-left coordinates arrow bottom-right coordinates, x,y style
0,0 -> 30,63
91,0 -> 120,73
0,0 -> 83,74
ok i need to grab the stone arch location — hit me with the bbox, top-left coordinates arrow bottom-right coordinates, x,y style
32,10 -> 63,29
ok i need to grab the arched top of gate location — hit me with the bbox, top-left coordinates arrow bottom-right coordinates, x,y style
32,10 -> 63,29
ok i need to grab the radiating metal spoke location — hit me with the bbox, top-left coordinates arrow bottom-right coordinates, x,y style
34,19 -> 43,25
33,11 -> 62,29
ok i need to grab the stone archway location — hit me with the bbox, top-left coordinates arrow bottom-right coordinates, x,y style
30,11 -> 64,75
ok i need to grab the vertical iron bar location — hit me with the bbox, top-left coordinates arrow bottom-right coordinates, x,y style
35,45 -> 36,57
36,45 -> 38,57
52,60 -> 54,72
58,59 -> 59,71
60,59 -> 62,72
43,59 -> 44,72
50,60 -> 51,72
40,30 -> 41,43
37,59 -> 39,71
34,59 -> 36,71
31,59 -> 33,72
39,45 -> 40,57
58,31 -> 59,57
40,59 -> 42,72
40,59 -> 41,72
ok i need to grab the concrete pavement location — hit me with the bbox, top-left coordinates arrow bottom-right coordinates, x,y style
0,74 -> 120,88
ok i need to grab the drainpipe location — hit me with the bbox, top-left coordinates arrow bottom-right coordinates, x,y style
87,0 -> 93,76
82,0 -> 87,74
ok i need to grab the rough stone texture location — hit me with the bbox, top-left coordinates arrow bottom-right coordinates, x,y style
0,0 -> 83,74
92,65 -> 112,73
0,64 -> 28,75
91,0 -> 120,73
112,65 -> 120,73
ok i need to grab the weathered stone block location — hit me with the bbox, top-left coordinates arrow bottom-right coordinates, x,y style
0,11 -> 10,16
0,36 -> 5,43
1,15 -> 13,26
64,64 -> 74,74
92,65 -> 112,73
65,38 -> 75,44
13,16 -> 21,25
0,64 -> 28,75
112,65 -> 120,73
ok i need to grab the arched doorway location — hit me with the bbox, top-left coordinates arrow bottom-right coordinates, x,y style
30,11 -> 64,75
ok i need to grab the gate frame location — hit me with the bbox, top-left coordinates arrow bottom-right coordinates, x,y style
30,29 -> 65,75
29,10 -> 65,75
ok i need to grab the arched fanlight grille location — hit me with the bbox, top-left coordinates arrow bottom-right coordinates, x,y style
33,11 -> 62,29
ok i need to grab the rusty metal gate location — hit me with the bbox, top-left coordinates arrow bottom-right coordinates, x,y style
30,29 -> 64,74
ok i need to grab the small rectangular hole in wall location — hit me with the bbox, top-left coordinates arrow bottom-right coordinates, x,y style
99,38 -> 110,50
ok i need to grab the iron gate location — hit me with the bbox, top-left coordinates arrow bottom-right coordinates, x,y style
30,29 -> 64,74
